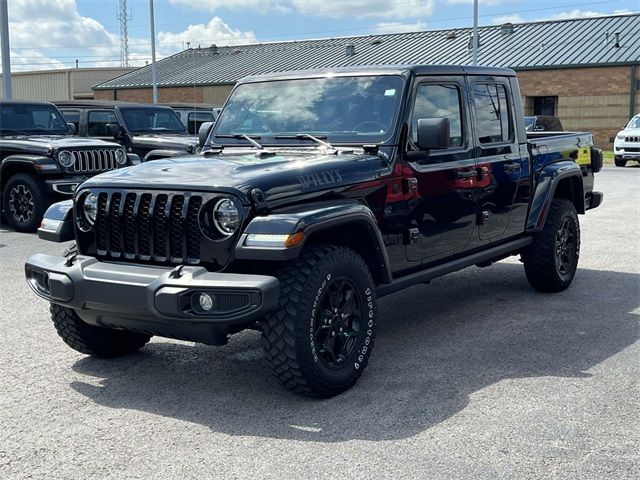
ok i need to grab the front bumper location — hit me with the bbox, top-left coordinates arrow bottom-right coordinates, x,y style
614,142 -> 640,160
25,254 -> 279,345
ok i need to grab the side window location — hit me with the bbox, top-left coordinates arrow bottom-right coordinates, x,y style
187,112 -> 214,134
88,110 -> 118,137
473,83 -> 512,144
60,109 -> 80,132
411,84 -> 463,147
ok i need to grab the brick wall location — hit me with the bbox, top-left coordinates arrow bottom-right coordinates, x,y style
94,84 -> 233,106
94,86 -> 205,103
518,66 -> 638,149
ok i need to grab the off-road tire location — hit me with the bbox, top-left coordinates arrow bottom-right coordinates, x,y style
614,157 -> 627,167
522,199 -> 580,293
2,173 -> 50,232
261,246 -> 377,397
51,304 -> 150,357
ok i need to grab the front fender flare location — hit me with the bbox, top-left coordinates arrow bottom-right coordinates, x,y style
527,161 -> 584,232
142,149 -> 186,162
235,200 -> 392,283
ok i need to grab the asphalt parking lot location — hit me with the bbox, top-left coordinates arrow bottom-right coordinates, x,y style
0,166 -> 638,479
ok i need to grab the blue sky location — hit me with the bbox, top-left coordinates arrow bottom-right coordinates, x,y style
3,0 -> 638,71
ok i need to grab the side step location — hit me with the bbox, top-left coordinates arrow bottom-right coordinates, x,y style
376,237 -> 532,297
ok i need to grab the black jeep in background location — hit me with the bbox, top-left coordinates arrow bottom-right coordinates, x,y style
27,66 -> 603,397
162,103 -> 221,134
55,101 -> 198,161
0,100 -> 132,232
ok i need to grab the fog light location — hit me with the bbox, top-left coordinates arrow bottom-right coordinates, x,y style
198,292 -> 215,311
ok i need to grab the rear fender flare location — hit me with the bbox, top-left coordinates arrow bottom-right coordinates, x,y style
527,161 -> 584,232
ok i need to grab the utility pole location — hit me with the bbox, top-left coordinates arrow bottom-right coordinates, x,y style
472,0 -> 478,65
0,0 -> 12,99
149,0 -> 158,103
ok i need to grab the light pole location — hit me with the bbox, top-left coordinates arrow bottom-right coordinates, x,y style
472,0 -> 478,66
149,0 -> 158,103
0,0 -> 12,99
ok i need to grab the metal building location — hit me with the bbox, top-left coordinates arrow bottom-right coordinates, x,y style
0,67 -> 134,101
93,13 -> 640,149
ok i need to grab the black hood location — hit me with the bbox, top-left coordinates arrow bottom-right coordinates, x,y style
1,136 -> 121,156
80,148 -> 381,206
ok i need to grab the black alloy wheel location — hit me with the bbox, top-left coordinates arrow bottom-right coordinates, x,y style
313,278 -> 363,368
555,217 -> 576,276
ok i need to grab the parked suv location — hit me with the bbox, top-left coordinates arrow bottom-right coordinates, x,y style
163,103 -> 221,134
55,101 -> 198,161
613,114 -> 640,167
0,100 -> 133,232
27,66 -> 602,396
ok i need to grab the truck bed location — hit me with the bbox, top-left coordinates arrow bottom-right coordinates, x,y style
527,131 -> 594,171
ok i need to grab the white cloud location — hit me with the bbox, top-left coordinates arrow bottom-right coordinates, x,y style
373,22 -> 428,34
491,8 -> 635,25
543,9 -> 633,21
170,0 -> 434,19
2,0 -> 257,73
158,17 -> 257,49
492,14 -> 525,24
444,0 -> 512,5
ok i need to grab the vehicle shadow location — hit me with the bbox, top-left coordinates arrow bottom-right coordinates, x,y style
70,263 -> 639,442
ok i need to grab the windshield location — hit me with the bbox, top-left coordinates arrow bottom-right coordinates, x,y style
120,107 -> 187,134
0,103 -> 69,136
627,116 -> 640,129
524,117 -> 535,131
212,75 -> 404,145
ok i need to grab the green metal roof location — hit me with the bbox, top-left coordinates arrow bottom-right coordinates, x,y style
94,13 -> 640,90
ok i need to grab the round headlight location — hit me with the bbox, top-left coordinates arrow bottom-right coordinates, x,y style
58,150 -> 73,168
83,194 -> 98,226
213,199 -> 239,235
115,149 -> 127,165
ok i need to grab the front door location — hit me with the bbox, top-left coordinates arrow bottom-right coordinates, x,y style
404,79 -> 477,262
469,79 -> 524,241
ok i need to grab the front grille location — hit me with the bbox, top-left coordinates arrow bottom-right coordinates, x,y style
625,136 -> 640,143
72,149 -> 119,173
624,147 -> 640,152
94,191 -> 204,264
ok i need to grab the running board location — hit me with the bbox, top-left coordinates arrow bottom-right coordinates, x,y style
376,237 -> 533,298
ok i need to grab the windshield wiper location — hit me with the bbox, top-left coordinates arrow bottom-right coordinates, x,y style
274,133 -> 335,150
214,133 -> 264,149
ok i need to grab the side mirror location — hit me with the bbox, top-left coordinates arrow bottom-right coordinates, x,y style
416,118 -> 450,150
105,123 -> 123,139
66,123 -> 77,135
198,121 -> 214,148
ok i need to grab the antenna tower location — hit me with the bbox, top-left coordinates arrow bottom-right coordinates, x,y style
118,0 -> 130,67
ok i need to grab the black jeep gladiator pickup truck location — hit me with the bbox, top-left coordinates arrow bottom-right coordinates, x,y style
55,101 -> 198,162
1,100 -> 134,232
25,66 -> 603,397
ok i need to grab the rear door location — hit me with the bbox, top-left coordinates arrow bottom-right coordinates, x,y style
469,79 -> 524,241
404,77 -> 477,262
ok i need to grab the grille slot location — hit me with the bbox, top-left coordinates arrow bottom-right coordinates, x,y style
72,149 -> 118,173
93,191 -> 204,265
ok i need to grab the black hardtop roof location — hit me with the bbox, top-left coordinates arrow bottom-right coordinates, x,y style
160,103 -> 219,109
0,99 -> 58,106
53,100 -> 175,109
238,64 -> 516,83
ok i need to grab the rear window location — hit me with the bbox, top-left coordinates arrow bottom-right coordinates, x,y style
473,84 -> 512,144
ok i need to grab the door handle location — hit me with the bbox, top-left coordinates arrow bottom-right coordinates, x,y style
454,170 -> 476,179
